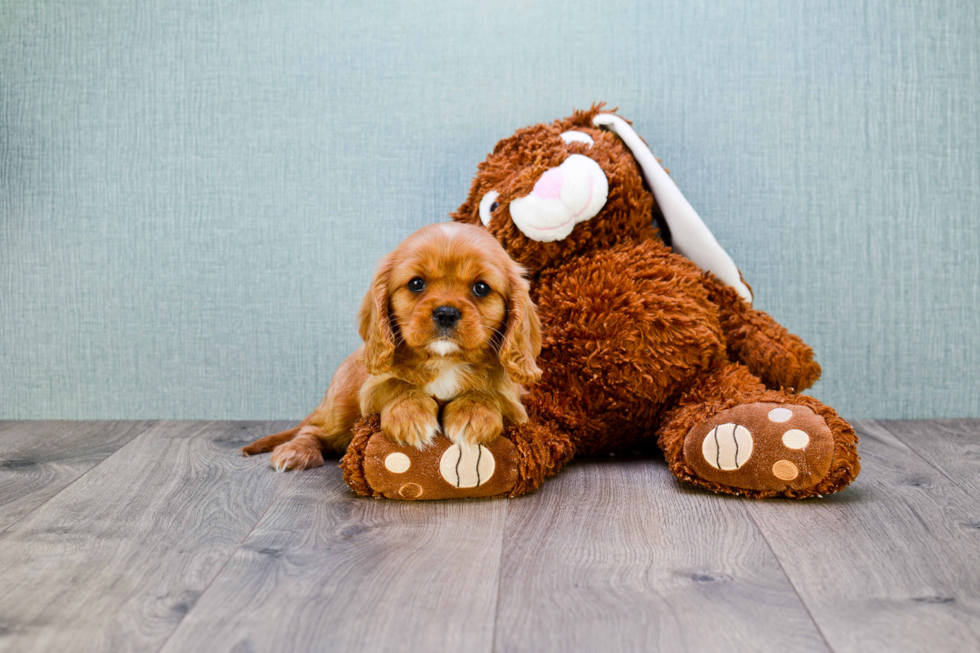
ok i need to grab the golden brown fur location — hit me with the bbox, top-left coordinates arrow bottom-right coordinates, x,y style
242,222 -> 541,471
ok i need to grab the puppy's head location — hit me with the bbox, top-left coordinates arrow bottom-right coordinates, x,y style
358,223 -> 542,384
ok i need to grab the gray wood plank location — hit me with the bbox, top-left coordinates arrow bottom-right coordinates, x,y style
158,467 -> 507,653
493,454 -> 829,653
4,419 -> 976,652
0,420 -> 293,653
0,421 -> 152,533
877,419 -> 980,499
744,420 -> 980,653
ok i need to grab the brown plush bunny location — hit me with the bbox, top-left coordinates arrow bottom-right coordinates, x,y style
341,105 -> 860,500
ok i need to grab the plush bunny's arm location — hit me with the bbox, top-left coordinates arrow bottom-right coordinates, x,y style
593,113 -> 753,304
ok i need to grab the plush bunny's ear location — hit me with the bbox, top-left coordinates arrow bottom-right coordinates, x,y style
357,255 -> 397,374
593,113 -> 753,304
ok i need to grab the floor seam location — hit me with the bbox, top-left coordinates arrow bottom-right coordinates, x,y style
489,498 -> 509,653
872,420 -> 978,500
742,503 -> 838,653
0,420 -> 156,538
154,424 -> 292,653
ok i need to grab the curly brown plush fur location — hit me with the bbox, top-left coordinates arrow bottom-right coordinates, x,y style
341,104 -> 859,499
342,415 -> 377,497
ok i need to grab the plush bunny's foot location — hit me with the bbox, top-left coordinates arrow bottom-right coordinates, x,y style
341,416 -> 519,500
683,402 -> 837,496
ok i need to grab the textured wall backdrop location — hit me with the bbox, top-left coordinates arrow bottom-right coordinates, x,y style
1,0 -> 978,420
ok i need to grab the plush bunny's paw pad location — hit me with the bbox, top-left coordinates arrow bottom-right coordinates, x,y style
361,433 -> 519,500
683,402 -> 835,493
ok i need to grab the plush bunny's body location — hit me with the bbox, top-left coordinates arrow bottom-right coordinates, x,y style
342,106 -> 859,500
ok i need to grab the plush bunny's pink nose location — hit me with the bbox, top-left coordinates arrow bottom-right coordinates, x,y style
532,168 -> 564,200
509,154 -> 608,243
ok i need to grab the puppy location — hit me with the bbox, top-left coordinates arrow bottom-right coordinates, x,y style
242,222 -> 542,472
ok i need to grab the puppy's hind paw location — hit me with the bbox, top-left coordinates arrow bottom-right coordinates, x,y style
270,439 -> 324,472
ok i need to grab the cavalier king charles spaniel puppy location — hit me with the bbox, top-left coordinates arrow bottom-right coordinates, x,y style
242,222 -> 541,471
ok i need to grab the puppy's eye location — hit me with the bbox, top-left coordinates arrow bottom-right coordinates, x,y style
472,281 -> 491,297
408,278 -> 425,293
478,191 -> 500,226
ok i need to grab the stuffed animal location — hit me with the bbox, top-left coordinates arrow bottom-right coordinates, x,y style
340,105 -> 860,500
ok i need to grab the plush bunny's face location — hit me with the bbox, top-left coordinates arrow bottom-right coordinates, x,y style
452,108 -> 658,276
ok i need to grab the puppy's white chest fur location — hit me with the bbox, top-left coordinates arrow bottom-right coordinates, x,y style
424,363 -> 468,401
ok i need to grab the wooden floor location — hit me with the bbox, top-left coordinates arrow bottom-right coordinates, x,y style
0,420 -> 978,652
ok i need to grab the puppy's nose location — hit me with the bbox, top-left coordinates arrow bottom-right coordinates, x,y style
432,306 -> 461,328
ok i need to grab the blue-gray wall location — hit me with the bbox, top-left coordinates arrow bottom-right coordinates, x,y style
2,0 -> 978,420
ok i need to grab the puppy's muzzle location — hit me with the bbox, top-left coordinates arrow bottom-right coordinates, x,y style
432,306 -> 461,330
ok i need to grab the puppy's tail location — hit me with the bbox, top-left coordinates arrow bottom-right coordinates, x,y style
241,426 -> 301,457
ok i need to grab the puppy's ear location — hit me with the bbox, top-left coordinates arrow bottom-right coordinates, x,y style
499,264 -> 542,385
357,255 -> 396,374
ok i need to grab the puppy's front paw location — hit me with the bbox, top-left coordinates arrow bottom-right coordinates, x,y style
443,397 -> 504,447
270,439 -> 324,472
381,392 -> 441,449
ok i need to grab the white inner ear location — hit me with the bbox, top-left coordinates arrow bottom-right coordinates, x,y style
478,190 -> 499,226
592,113 -> 753,303
560,131 -> 594,148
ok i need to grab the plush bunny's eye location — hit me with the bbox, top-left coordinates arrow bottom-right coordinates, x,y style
478,190 -> 500,226
560,131 -> 594,148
